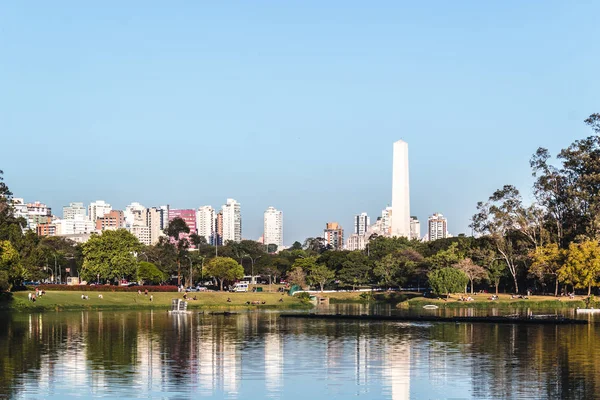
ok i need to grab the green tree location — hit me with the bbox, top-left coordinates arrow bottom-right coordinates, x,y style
338,251 -> 371,290
307,264 -> 335,292
0,240 -> 22,290
287,266 -> 307,288
563,240 -> 600,295
428,242 -> 463,269
428,267 -> 468,298
453,258 -> 486,294
529,243 -> 564,296
81,229 -> 141,282
164,217 -> 190,286
204,257 -> 243,291
137,261 -> 166,284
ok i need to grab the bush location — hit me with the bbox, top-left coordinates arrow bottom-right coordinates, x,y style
294,292 -> 312,302
28,284 -> 178,292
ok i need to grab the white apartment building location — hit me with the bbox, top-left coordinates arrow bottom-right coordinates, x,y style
63,202 -> 86,220
146,207 -> 165,245
54,215 -> 96,235
196,206 -> 215,245
10,198 -> 28,226
124,202 -> 146,227
381,207 -> 393,236
88,200 -> 112,222
263,206 -> 283,249
222,199 -> 241,243
130,225 -> 151,246
410,216 -> 421,241
354,212 -> 370,235
346,233 -> 367,251
428,213 -> 448,242
25,201 -> 52,230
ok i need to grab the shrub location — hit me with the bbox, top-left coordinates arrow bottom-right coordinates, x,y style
28,284 -> 178,292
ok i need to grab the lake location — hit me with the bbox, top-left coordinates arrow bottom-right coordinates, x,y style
1,307 -> 599,399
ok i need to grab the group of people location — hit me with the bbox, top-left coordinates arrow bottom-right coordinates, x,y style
182,293 -> 197,301
459,296 -> 475,302
510,294 -> 530,299
488,295 -> 499,301
27,287 -> 46,302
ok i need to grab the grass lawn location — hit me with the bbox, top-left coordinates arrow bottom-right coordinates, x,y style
3,290 -> 307,312
405,293 -> 587,309
324,291 -> 419,304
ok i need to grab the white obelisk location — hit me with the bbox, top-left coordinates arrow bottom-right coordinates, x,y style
391,140 -> 411,238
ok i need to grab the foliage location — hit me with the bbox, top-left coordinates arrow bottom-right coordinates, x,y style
137,261 -> 166,284
0,240 -> 21,290
529,243 -> 564,296
337,251 -> 371,289
563,240 -> 600,295
307,264 -> 335,292
204,257 -> 243,291
81,230 -> 141,282
286,266 -> 306,288
453,258 -> 486,294
428,267 -> 468,297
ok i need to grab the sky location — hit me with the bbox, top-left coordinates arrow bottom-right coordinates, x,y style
1,1 -> 599,245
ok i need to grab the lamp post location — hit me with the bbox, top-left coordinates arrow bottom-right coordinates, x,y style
53,254 -> 58,284
243,255 -> 261,284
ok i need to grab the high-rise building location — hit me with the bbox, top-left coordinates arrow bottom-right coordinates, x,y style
167,209 -> 197,244
381,206 -> 393,236
124,202 -> 146,227
324,222 -> 344,251
25,201 -> 52,230
215,210 -> 224,246
88,200 -> 112,222
354,212 -> 370,235
96,210 -> 125,231
263,206 -> 283,250
428,213 -> 448,242
159,205 -> 169,230
63,202 -> 86,220
346,233 -> 367,251
222,199 -> 241,243
130,225 -> 151,245
410,216 -> 421,241
197,206 -> 215,245
391,140 -> 410,238
146,207 -> 165,245
54,216 -> 96,235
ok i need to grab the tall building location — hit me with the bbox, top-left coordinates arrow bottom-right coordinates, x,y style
25,201 -> 52,230
263,206 -> 283,250
63,202 -> 86,220
324,222 -> 344,251
346,233 -> 367,251
168,209 -> 197,245
428,213 -> 448,241
391,140 -> 410,238
215,211 -> 223,246
410,216 -> 421,241
96,210 -> 125,231
54,216 -> 95,235
130,225 -> 151,245
381,206 -> 393,236
196,206 -> 215,245
88,200 -> 112,222
146,207 -> 165,245
354,212 -> 370,235
124,202 -> 146,227
159,205 -> 169,230
222,199 -> 241,243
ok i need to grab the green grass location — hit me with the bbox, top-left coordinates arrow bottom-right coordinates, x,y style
404,294 -> 587,309
326,291 -> 422,304
1,290 -> 308,312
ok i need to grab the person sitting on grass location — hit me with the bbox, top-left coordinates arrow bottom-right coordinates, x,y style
98,294 -> 103,299
150,295 -> 153,302
227,298 -> 231,303
183,293 -> 187,300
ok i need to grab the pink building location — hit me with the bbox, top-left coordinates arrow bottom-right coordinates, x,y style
168,209 -> 197,246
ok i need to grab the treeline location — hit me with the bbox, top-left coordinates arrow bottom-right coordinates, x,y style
1,114 -> 600,294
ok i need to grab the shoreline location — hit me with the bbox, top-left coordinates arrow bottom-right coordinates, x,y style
0,290 -> 311,312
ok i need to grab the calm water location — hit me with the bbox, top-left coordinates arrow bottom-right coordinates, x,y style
1,307 -> 599,399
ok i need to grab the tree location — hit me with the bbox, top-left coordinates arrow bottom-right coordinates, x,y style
137,261 -> 166,285
563,240 -> 600,295
286,266 -> 306,288
303,237 -> 330,254
164,217 -> 190,286
471,185 -> 532,293
0,240 -> 22,290
428,268 -> 468,298
374,254 -> 400,287
189,233 -> 207,249
338,251 -> 371,290
81,229 -> 141,282
204,257 -> 243,291
428,242 -> 463,269
453,258 -> 486,294
529,243 -> 564,296
307,264 -> 335,292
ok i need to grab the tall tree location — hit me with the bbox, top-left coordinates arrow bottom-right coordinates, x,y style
529,243 -> 564,296
164,217 -> 190,286
428,268 -> 469,299
307,264 -> 335,292
563,240 -> 600,295
338,251 -> 371,290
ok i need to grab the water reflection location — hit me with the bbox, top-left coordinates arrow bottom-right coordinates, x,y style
0,309 -> 599,399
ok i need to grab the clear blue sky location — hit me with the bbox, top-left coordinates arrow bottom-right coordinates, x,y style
2,1 -> 599,244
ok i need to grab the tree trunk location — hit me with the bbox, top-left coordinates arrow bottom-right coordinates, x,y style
470,279 -> 474,294
219,278 -> 223,291
555,278 -> 559,297
513,274 -> 519,294
177,259 -> 181,287
320,282 -> 324,292
588,283 -> 592,296
495,281 -> 499,295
